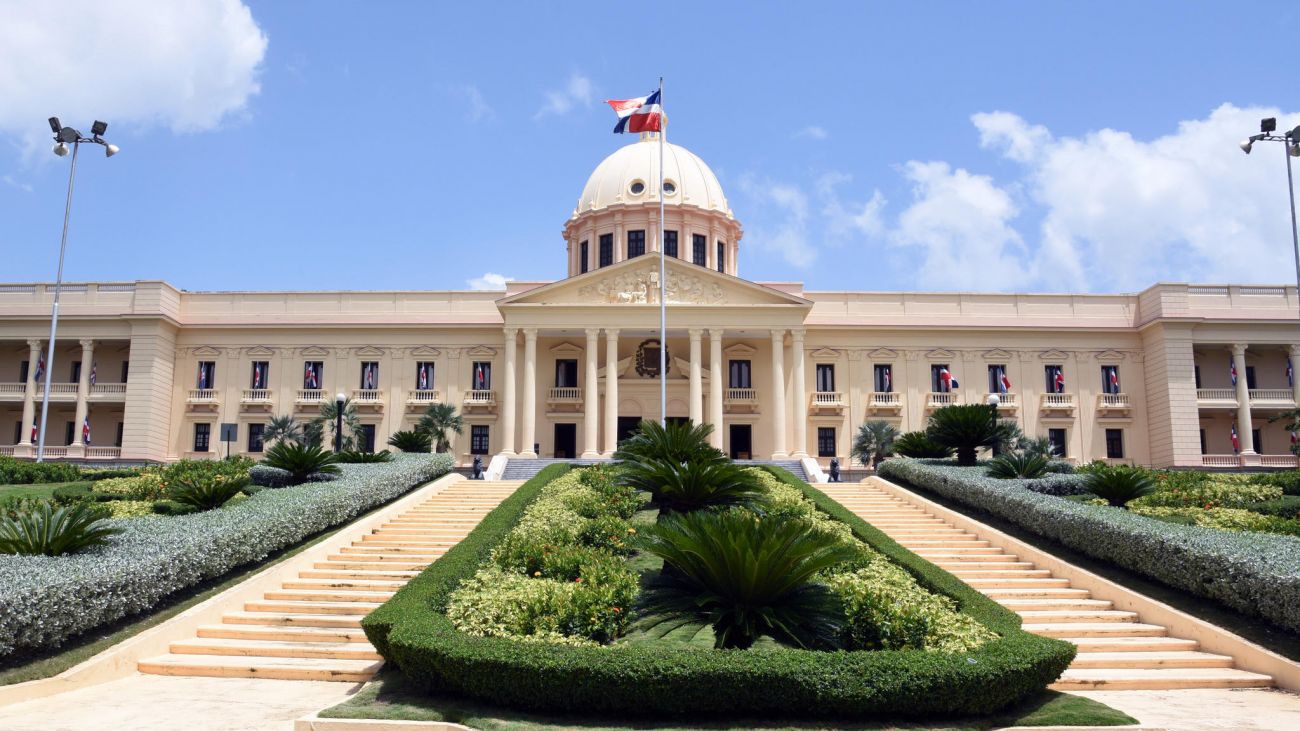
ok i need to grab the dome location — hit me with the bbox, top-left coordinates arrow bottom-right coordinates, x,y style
573,135 -> 732,219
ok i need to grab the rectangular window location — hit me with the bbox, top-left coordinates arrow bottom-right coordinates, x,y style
717,241 -> 725,272
817,427 -> 836,458
728,359 -> 752,389
415,361 -> 435,390
692,234 -> 707,266
1200,429 -> 1207,454
1105,428 -> 1124,459
1253,428 -> 1263,452
121,361 -> 130,383
115,422 -> 124,448
873,361 -> 894,390
250,361 -> 269,389
70,361 -> 81,383
1044,365 -> 1063,393
13,421 -> 21,446
1246,366 -> 1257,390
627,229 -> 645,258
664,230 -> 678,258
472,362 -> 492,390
555,359 -> 578,388
815,364 -> 835,392
19,361 -> 28,383
931,364 -> 954,392
1101,365 -> 1121,394
470,424 -> 490,455
579,240 -> 589,274
194,423 -> 211,452
196,361 -> 216,390
360,424 -> 376,453
303,361 -> 323,389
1194,365 -> 1202,389
599,233 -> 613,267
247,423 -> 265,453
988,364 -> 1008,393
64,421 -> 75,446
1048,428 -> 1067,458
360,362 -> 379,389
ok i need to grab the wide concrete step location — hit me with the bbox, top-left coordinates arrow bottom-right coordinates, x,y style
245,599 -> 384,615
981,587 -> 1091,598
949,569 -> 1053,579
338,546 -> 444,556
964,577 -> 1071,588
1025,622 -> 1168,638
1071,651 -> 1234,669
197,623 -> 369,643
170,637 -> 382,661
936,561 -> 1035,570
281,579 -> 407,591
899,539 -> 991,548
913,547 -> 1010,556
356,538 -> 458,546
264,589 -> 396,603
222,611 -> 367,628
1052,667 -> 1273,690
997,598 -> 1114,611
1016,610 -> 1140,623
314,560 -> 430,571
139,653 -> 381,682
298,569 -> 421,580
1063,636 -> 1199,653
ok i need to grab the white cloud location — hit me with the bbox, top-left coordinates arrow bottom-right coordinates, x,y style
794,125 -> 829,140
738,175 -> 817,268
463,85 -> 495,123
2,175 -> 32,193
0,0 -> 267,154
467,272 -> 513,290
535,74 -> 593,119
817,172 -> 885,240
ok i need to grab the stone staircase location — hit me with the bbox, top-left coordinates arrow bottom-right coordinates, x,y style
819,479 -> 1275,691
735,459 -> 809,481
500,458 -> 611,480
137,480 -> 524,682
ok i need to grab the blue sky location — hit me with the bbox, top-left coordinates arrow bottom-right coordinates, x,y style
2,1 -> 1299,294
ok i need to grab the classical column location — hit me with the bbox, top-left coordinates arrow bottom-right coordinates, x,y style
604,329 -> 620,456
688,329 -> 703,425
70,339 -> 95,457
790,329 -> 808,458
520,328 -> 538,458
500,328 -> 517,456
770,329 -> 788,458
18,339 -> 41,451
708,329 -> 724,449
582,329 -> 600,457
1232,343 -> 1255,455
1290,345 -> 1300,407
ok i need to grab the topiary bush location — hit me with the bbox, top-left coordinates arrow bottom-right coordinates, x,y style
336,450 -> 394,464
387,430 -> 432,453
166,474 -> 250,511
0,457 -> 82,485
249,464 -> 293,488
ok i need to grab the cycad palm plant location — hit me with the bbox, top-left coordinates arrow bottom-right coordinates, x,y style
416,402 -> 464,453
388,429 -> 432,453
620,455 -> 767,515
926,404 -> 1002,466
850,420 -> 899,469
614,420 -> 724,464
635,509 -> 857,650
0,502 -> 122,556
1085,465 -> 1157,508
892,431 -> 954,458
262,414 -> 301,445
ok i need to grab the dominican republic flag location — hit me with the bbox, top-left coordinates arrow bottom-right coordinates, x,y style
1288,363 -> 1294,388
1109,368 -> 1121,394
197,364 -> 208,389
1054,368 -> 1065,393
305,363 -> 318,389
881,368 -> 891,392
82,418 -> 91,445
1231,424 -> 1240,453
252,362 -> 264,389
474,362 -> 486,390
1230,358 -> 1238,386
1291,431 -> 1297,449
33,353 -> 45,383
939,367 -> 958,392
363,364 -> 376,389
607,90 -> 662,134
89,361 -> 97,386
418,364 -> 429,390
30,424 -> 37,443
998,368 -> 1012,394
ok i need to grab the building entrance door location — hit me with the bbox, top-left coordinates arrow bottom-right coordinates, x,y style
617,416 -> 641,446
554,423 -> 576,458
730,424 -> 752,459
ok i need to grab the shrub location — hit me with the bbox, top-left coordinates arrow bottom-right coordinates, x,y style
105,500 -> 158,519
336,450 -> 394,464
878,459 -> 1300,635
0,457 -> 82,485
151,500 -> 198,516
262,441 -> 340,484
1016,436 -> 1060,460
987,452 -> 1049,479
387,430 -> 432,453
926,404 -> 1002,466
249,464 -> 293,488
1085,466 -> 1157,508
1249,470 -> 1300,496
892,431 -> 954,459
0,502 -> 122,556
1134,477 -> 1282,509
162,457 -> 254,485
1134,506 -> 1300,538
416,402 -> 465,453
613,420 -> 723,464
1021,472 -> 1091,496
1243,496 -> 1300,519
826,561 -> 997,652
619,455 -> 766,516
94,472 -> 166,501
167,474 -> 250,511
0,454 -> 453,656
51,483 -> 94,504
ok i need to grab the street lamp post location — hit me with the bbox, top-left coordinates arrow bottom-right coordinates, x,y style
1239,117 -> 1300,322
36,118 -> 119,462
334,393 -> 347,453
986,393 -> 1001,457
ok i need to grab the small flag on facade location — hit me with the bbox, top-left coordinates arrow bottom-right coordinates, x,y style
82,418 -> 91,445
882,368 -> 891,392
418,364 -> 428,390
1109,368 -> 1121,394
1288,363 -> 1294,388
939,367 -> 958,391
90,361 -> 97,386
998,368 -> 1012,394
1231,424 -> 1240,453
305,363 -> 318,389
34,353 -> 45,382
606,90 -> 663,134
1054,368 -> 1065,393
1230,358 -> 1238,386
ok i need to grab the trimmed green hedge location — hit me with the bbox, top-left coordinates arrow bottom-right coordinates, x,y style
364,465 -> 1074,719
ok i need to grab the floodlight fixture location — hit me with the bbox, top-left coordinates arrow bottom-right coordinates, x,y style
90,120 -> 107,137
1262,117 -> 1278,134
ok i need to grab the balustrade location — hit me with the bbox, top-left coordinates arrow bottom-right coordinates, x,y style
90,383 -> 127,398
296,389 -> 325,404
241,388 -> 272,403
405,389 -> 441,404
548,387 -> 581,401
187,388 -> 219,403
85,446 -> 121,459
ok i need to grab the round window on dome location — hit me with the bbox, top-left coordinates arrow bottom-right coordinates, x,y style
663,180 -> 677,195
629,181 -> 646,195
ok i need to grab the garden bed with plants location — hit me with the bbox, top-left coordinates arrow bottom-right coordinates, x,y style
364,424 -> 1074,720
0,451 -> 453,659
877,458 -> 1300,635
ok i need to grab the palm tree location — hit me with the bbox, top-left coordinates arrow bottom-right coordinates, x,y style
316,398 -> 362,452
850,420 -> 899,470
1017,435 -> 1059,459
416,402 -> 464,453
262,414 -> 301,445
926,404 -> 1002,466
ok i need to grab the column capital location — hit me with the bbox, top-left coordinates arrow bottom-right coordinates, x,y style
523,327 -> 538,340
605,328 -> 620,338
27,338 -> 42,350
688,328 -> 704,340
769,329 -> 786,344
790,328 -> 806,343
1289,344 -> 1300,357
503,327 -> 519,339
708,328 -> 724,341
1231,343 -> 1249,356
79,338 -> 96,350
584,327 -> 601,340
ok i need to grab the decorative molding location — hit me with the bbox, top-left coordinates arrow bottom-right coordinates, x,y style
575,265 -> 726,305
299,346 -> 331,357
867,347 -> 898,360
464,345 -> 497,358
982,348 -> 1014,360
1093,349 -> 1125,363
924,348 -> 956,360
244,345 -> 276,357
961,351 -> 981,363
1039,349 -> 1069,361
353,346 -> 387,357
809,347 -> 840,361
409,346 -> 442,357
634,339 -> 669,378
724,343 -> 757,357
550,342 -> 584,357
190,346 -> 223,357
904,350 -> 925,361
846,349 -> 865,362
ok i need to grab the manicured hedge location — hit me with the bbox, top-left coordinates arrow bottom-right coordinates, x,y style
364,464 -> 1074,719
0,454 -> 453,657
878,458 -> 1300,634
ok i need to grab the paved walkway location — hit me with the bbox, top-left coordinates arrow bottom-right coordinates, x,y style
1072,687 -> 1300,730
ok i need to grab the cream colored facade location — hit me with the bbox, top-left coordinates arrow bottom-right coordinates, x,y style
1,134 -> 1298,468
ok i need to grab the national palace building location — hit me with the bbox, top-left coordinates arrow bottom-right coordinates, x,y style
2,132 -> 1299,474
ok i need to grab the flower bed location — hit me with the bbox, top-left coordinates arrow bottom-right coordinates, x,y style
0,453 -> 452,657
878,458 -> 1300,634
364,464 -> 1073,719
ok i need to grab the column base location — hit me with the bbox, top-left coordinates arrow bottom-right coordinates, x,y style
1239,451 -> 1261,467
13,444 -> 33,458
791,450 -> 809,459
518,450 -> 538,458
770,451 -> 789,460
580,450 -> 601,459
67,444 -> 86,459
499,450 -> 517,458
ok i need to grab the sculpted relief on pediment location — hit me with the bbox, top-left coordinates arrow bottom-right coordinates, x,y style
576,266 -> 726,305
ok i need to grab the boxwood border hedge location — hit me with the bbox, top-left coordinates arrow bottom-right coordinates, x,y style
363,464 -> 1074,719
877,458 -> 1300,634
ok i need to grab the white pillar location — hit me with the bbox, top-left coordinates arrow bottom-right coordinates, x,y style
1290,345 -> 1300,408
604,329 -> 620,456
689,329 -> 703,425
791,329 -> 808,458
18,339 -> 40,451
582,328 -> 600,457
500,328 -> 517,456
770,329 -> 788,458
709,329 -> 724,450
520,328 -> 538,457
1232,343 -> 1255,455
71,339 -> 95,457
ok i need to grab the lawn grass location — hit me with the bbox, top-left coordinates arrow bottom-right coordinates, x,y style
319,669 -> 1137,730
0,481 -> 91,501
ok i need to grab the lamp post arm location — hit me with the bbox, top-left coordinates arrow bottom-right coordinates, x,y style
37,138 -> 81,462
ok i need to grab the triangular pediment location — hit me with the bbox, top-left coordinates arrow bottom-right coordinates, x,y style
498,256 -> 811,308
925,348 -> 956,359
1093,349 -> 1125,362
191,346 -> 223,357
724,343 -> 757,357
465,345 -> 497,358
550,342 -> 584,356
353,346 -> 386,357
810,348 -> 841,361
982,348 -> 1014,360
299,346 -> 331,357
410,346 -> 442,357
1039,349 -> 1069,361
867,347 -> 898,360
244,346 -> 276,357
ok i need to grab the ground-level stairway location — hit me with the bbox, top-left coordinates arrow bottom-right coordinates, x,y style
137,480 -> 524,682
818,479 -> 1275,691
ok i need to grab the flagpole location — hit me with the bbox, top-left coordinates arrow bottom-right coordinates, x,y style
657,76 -> 667,427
